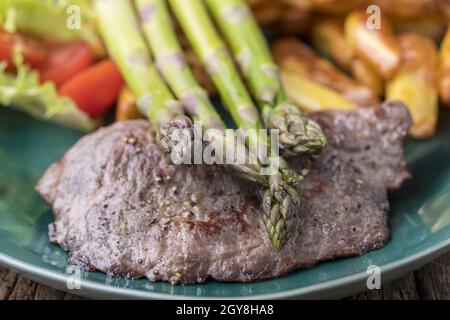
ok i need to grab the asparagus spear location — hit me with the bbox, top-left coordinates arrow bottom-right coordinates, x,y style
94,0 -> 183,131
206,0 -> 326,157
135,0 -> 224,131
169,0 -> 300,251
135,0 -> 263,184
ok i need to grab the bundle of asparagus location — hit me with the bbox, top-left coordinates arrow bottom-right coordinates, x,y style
135,0 -> 264,184
94,0 -> 184,135
169,0 -> 309,250
205,0 -> 326,157
96,0 -> 264,183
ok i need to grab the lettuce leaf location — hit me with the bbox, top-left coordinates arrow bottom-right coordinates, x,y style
1,0 -> 102,54
0,51 -> 98,132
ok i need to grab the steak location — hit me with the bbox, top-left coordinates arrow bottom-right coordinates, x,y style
36,101 -> 412,284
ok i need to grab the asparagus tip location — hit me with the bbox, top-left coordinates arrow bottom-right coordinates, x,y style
262,170 -> 300,251
270,103 -> 327,157
159,116 -> 195,164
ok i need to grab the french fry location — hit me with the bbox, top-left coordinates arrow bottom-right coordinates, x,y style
391,15 -> 447,41
281,69 -> 358,112
350,58 -> 385,98
311,17 -> 353,71
386,34 -> 439,138
273,38 -> 379,106
345,11 -> 401,80
115,87 -> 144,121
439,26 -> 450,106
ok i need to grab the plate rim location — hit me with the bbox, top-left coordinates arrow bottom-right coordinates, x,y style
1,238 -> 449,300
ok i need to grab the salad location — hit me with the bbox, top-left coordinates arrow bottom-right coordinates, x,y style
0,0 -> 126,131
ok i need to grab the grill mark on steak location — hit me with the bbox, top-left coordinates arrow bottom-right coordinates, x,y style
36,101 -> 412,284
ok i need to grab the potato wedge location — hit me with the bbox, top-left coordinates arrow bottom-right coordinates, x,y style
438,0 -> 450,18
386,34 -> 439,138
439,26 -> 450,106
311,17 -> 353,71
374,0 -> 440,18
281,69 -> 358,112
116,87 -> 144,121
345,11 -> 401,80
273,38 -> 379,106
350,58 -> 385,98
391,15 -> 447,41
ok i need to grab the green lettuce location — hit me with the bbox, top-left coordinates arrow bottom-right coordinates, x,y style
0,51 -> 98,132
1,0 -> 101,51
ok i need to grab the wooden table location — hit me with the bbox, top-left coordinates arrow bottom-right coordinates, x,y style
1,252 -> 448,300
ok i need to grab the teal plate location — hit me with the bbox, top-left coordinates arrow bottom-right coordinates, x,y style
0,107 -> 449,300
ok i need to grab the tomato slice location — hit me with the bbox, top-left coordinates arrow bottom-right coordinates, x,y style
0,32 -> 14,71
59,60 -> 124,117
0,30 -> 48,70
39,41 -> 94,86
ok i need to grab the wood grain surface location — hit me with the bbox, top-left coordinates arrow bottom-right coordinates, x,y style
0,252 -> 448,300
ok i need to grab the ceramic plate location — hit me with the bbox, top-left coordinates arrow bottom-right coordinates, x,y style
0,107 -> 449,299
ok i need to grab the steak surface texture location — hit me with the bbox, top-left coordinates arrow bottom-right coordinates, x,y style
37,101 -> 412,284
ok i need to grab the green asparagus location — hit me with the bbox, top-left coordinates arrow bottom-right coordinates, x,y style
94,0 -> 183,131
135,0 -> 223,131
169,0 -> 300,251
136,0 -> 263,183
205,0 -> 326,157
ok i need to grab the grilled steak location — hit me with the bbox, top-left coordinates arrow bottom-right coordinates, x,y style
37,101 -> 412,284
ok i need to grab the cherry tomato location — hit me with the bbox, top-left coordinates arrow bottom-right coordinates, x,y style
0,30 -> 48,70
39,41 -> 93,86
59,60 -> 124,117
